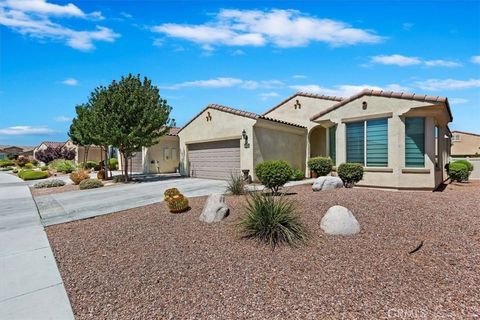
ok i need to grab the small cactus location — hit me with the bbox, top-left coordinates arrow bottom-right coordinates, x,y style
164,188 -> 180,201
167,194 -> 189,213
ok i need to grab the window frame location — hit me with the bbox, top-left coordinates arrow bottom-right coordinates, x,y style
404,117 -> 426,168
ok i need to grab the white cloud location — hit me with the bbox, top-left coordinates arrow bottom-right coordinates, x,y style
54,115 -> 72,122
424,59 -> 462,67
449,98 -> 468,104
414,78 -> 480,91
259,91 -> 279,100
62,78 -> 78,86
0,126 -> 54,136
371,54 -> 421,66
160,77 -> 284,90
152,9 -> 383,50
471,56 -> 480,64
0,1 -> 118,51
289,83 -> 411,97
370,54 -> 461,67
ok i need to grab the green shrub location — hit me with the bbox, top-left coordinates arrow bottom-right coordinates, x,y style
12,169 -> 18,173
226,174 -> 245,195
307,157 -> 333,176
449,162 -> 469,182
255,160 -> 293,194
166,194 -> 190,213
337,163 -> 364,187
24,162 -> 35,169
290,168 -> 305,181
0,167 -> 13,171
41,165 -> 49,171
50,159 -> 76,173
164,188 -> 181,201
453,159 -> 473,172
239,193 -> 308,249
18,170 -> 48,181
113,175 -> 126,183
16,155 -> 31,167
79,179 -> 104,190
0,159 -> 15,167
108,158 -> 118,170
84,160 -> 97,169
34,179 -> 66,188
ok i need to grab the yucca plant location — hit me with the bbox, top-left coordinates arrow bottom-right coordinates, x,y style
226,174 -> 245,195
239,193 -> 308,249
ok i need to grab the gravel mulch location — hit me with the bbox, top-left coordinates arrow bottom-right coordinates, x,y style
46,181 -> 480,319
30,184 -> 80,196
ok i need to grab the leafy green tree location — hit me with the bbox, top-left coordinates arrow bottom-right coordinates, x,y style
69,104 -> 97,163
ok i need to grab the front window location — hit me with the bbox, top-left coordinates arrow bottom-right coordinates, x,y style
346,118 -> 388,167
328,125 -> 337,165
405,117 -> 425,167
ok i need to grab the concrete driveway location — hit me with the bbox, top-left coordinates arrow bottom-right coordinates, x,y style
35,176 -> 227,226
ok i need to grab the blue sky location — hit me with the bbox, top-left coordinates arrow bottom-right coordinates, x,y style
1,0 -> 479,146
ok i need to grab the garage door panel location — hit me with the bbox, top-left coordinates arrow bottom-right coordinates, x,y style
188,140 -> 240,180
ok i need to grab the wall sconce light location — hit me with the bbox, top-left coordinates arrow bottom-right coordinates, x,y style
362,101 -> 367,110
242,129 -> 250,148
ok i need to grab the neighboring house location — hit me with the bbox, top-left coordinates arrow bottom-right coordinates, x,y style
33,140 -> 103,163
450,130 -> 480,157
117,127 -> 181,173
178,89 -> 452,190
0,145 -> 35,159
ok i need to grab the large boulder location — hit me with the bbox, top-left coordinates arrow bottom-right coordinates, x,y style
199,194 -> 229,223
312,176 -> 343,191
320,205 -> 360,235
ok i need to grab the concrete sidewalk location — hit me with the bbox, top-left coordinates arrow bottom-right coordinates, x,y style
0,172 -> 74,319
35,177 -> 227,226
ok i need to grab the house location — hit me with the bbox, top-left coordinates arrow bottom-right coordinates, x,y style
117,127 -> 181,173
177,89 -> 452,190
34,140 -> 103,164
450,130 -> 480,157
0,145 -> 35,160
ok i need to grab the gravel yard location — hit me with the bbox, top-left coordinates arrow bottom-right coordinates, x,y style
46,182 -> 480,319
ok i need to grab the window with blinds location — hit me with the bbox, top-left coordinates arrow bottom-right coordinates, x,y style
346,118 -> 388,167
405,117 -> 425,167
328,125 -> 336,165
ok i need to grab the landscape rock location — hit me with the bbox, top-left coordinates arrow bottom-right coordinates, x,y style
320,205 -> 360,235
312,176 -> 343,191
199,194 -> 229,223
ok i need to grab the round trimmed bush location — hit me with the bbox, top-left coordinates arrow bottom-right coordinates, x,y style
337,163 -> 364,187
34,179 -> 66,188
255,160 -> 293,194
41,165 -> 49,171
18,170 -> 48,181
291,168 -> 305,181
308,157 -> 333,176
448,162 -> 469,182
79,179 -> 104,190
24,163 -> 35,169
0,159 -> 15,167
453,159 -> 473,172
108,158 -> 118,170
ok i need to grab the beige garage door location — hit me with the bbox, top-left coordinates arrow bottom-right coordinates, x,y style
188,139 -> 240,180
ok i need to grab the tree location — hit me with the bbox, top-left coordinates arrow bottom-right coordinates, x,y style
72,74 -> 174,182
35,146 -> 76,164
69,104 -> 97,164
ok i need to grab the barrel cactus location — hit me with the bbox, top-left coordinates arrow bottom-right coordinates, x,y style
164,188 -> 180,201
167,194 -> 189,213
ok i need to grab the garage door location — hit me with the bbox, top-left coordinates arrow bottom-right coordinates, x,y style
188,139 -> 240,180
130,151 -> 143,173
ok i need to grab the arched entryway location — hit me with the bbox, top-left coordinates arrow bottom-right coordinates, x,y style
308,125 -> 327,158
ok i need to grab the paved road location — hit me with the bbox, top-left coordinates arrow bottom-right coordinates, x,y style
0,172 -> 74,319
35,176 -> 227,226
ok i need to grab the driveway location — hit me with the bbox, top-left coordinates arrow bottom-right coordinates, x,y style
35,176 -> 227,226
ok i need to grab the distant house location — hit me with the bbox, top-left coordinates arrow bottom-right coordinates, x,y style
450,131 -> 480,157
0,145 -> 35,160
33,140 -> 103,164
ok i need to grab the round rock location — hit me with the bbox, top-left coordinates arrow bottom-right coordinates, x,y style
312,176 -> 343,191
320,205 -> 360,235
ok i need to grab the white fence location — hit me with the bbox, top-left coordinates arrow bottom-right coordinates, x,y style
451,157 -> 480,180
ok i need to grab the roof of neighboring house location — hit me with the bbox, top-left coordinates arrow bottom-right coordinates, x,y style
0,145 -> 35,152
177,103 -> 306,134
262,92 -> 344,116
38,141 -> 66,149
451,130 -> 480,137
309,89 -> 453,122
166,127 -> 182,136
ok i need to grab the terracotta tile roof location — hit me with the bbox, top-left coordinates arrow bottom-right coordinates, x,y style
177,103 -> 306,134
310,89 -> 453,121
263,92 -> 344,116
166,127 -> 182,136
451,130 -> 480,137
40,141 -> 66,148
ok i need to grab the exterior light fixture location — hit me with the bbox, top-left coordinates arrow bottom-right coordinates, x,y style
242,129 -> 250,148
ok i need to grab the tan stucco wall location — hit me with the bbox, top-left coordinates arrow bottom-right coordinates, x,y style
309,127 -> 327,157
451,132 -> 480,156
178,107 -> 257,176
315,95 -> 451,189
252,121 -> 307,177
144,136 -> 180,173
77,146 -> 103,163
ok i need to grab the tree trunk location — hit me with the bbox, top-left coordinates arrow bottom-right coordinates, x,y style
123,153 -> 129,182
84,146 -> 90,164
104,146 -> 110,180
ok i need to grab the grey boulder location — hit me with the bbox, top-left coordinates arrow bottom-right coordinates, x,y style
312,176 -> 343,191
199,194 -> 229,223
320,205 -> 360,235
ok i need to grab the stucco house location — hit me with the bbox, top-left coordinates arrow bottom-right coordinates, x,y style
177,89 -> 452,190
0,145 -> 34,160
450,130 -> 480,157
34,140 -> 103,164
